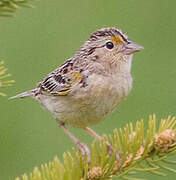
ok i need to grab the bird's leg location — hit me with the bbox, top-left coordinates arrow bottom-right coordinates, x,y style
59,123 -> 90,162
84,127 -> 113,154
84,127 -> 122,164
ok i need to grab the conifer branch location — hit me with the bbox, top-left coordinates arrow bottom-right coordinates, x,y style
0,61 -> 14,96
15,115 -> 176,180
0,0 -> 38,17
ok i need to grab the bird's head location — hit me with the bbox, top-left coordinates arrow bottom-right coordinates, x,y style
78,27 -> 143,72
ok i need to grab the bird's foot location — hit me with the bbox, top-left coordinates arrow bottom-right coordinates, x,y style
105,141 -> 122,165
58,123 -> 91,162
105,141 -> 113,155
76,141 -> 90,163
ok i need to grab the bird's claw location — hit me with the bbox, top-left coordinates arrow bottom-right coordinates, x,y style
76,142 -> 91,163
105,141 -> 122,165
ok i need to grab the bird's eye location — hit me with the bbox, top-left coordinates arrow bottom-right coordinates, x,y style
105,41 -> 114,49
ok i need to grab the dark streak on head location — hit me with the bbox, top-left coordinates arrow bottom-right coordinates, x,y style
119,33 -> 128,43
90,27 -> 128,43
87,47 -> 96,55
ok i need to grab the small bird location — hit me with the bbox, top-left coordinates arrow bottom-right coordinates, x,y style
11,27 -> 143,157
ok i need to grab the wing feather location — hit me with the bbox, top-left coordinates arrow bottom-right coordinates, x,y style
40,60 -> 83,96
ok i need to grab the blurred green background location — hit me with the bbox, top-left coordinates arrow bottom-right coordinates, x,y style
0,0 -> 176,179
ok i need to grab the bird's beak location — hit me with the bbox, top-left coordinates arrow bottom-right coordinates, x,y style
123,42 -> 144,55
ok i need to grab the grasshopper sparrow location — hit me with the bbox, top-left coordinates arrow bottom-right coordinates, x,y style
11,27 -> 143,157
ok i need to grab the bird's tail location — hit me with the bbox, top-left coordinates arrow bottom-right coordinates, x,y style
9,88 -> 37,99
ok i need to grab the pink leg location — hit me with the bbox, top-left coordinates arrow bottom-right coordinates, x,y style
59,124 -> 90,161
84,127 -> 122,163
84,127 -> 113,154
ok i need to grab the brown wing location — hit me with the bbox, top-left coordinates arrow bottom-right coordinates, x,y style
40,60 -> 83,96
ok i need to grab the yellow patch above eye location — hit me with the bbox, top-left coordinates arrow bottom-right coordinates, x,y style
111,36 -> 124,44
